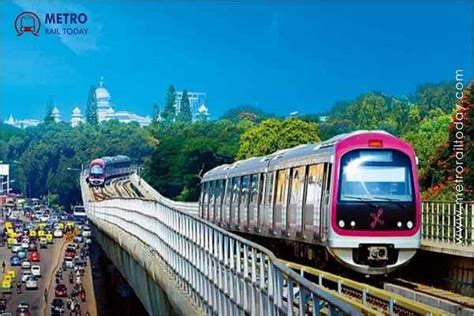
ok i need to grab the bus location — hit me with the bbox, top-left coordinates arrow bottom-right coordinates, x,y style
72,205 -> 86,220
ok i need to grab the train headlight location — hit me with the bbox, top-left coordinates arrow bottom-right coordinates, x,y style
350,221 -> 356,228
397,221 -> 402,228
407,221 -> 413,229
338,220 -> 345,228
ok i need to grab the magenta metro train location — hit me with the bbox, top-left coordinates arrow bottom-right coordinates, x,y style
199,131 -> 421,275
86,155 -> 132,187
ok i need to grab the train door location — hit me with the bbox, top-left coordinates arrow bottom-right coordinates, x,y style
256,173 -> 266,232
215,180 -> 223,224
320,163 -> 333,242
303,164 -> 324,240
288,166 -> 305,236
248,174 -> 259,231
273,169 -> 289,235
263,172 -> 275,233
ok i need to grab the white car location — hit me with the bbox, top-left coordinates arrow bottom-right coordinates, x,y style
31,265 -> 41,277
64,257 -> 74,269
82,228 -> 91,237
21,271 -> 32,283
25,276 -> 38,289
21,260 -> 31,269
21,240 -> 29,249
85,238 -> 92,245
12,243 -> 22,253
53,229 -> 63,238
40,214 -> 50,222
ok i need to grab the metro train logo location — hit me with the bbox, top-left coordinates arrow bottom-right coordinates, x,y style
369,208 -> 385,229
14,11 -> 41,36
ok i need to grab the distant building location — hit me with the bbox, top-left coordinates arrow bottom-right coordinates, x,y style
4,114 -> 40,129
196,104 -> 210,121
71,107 -> 84,127
175,91 -> 207,120
52,107 -> 62,122
91,77 -> 151,127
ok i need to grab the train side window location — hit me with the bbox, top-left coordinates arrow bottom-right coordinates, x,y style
249,174 -> 258,228
203,182 -> 209,220
231,177 -> 241,226
224,178 -> 233,223
257,173 -> 265,228
215,179 -> 224,223
240,175 -> 250,228
209,181 -> 216,222
304,165 -> 324,237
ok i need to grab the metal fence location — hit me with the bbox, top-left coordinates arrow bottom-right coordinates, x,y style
421,201 -> 474,246
87,197 -> 362,315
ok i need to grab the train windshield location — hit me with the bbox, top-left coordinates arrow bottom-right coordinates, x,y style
339,149 -> 413,202
90,166 -> 103,175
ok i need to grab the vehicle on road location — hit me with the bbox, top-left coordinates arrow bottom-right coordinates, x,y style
63,257 -> 74,269
21,271 -> 32,283
21,260 -> 31,269
53,229 -> 63,238
7,269 -> 16,280
28,242 -> 37,252
31,265 -> 41,277
39,238 -> 48,249
1,279 -> 11,293
12,243 -> 22,253
51,298 -> 65,314
7,237 -> 16,248
21,239 -> 29,249
85,237 -> 92,245
25,276 -> 38,290
10,255 -> 21,266
17,250 -> 27,259
28,230 -> 36,238
46,233 -> 54,243
74,236 -> 83,243
55,284 -> 67,297
29,251 -> 40,262
40,214 -> 50,222
16,302 -> 30,316
0,298 -> 6,313
82,226 -> 92,237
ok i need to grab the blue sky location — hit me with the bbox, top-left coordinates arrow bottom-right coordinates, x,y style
1,1 -> 472,120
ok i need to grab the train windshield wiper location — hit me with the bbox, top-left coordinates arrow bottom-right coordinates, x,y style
371,196 -> 408,209
343,196 -> 378,209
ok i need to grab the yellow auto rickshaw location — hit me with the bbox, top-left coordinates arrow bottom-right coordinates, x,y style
46,233 -> 53,244
38,223 -> 47,230
37,230 -> 46,238
6,269 -> 15,280
29,230 -> 37,238
1,279 -> 11,294
7,238 -> 16,248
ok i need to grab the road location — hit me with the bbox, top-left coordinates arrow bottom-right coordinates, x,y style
0,212 -> 97,316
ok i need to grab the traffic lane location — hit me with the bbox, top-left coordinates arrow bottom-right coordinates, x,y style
46,239 -> 93,315
0,235 -> 65,315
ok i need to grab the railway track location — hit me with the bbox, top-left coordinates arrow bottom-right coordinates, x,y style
281,259 -> 447,315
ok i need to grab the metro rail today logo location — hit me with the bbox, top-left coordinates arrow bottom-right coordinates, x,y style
14,11 -> 89,37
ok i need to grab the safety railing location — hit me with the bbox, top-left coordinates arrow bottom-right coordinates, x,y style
421,201 -> 474,246
86,196 -> 362,315
281,260 -> 446,316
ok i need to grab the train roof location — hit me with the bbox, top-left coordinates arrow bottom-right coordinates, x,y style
89,155 -> 131,166
202,130 -> 395,182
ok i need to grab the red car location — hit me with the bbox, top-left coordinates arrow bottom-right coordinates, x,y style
65,249 -> 76,258
55,284 -> 67,297
29,251 -> 40,262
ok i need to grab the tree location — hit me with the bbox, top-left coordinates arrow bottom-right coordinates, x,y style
85,86 -> 98,126
152,103 -> 161,123
221,105 -> 272,122
44,96 -> 55,124
162,85 -> 176,123
178,90 -> 192,123
237,118 -> 320,159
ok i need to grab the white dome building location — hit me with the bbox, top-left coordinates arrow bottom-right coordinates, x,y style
71,107 -> 84,127
96,77 -> 113,122
52,107 -> 62,123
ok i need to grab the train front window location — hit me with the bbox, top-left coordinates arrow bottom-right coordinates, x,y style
90,166 -> 103,175
339,150 -> 413,202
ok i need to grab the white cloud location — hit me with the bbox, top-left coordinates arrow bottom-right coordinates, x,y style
12,0 -> 102,55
